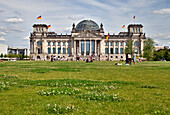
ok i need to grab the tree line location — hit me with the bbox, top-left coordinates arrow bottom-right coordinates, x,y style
0,54 -> 29,59
126,37 -> 170,61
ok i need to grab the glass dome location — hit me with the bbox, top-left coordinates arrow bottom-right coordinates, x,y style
76,20 -> 99,31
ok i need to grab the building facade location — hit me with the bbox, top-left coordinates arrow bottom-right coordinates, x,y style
30,20 -> 146,60
7,47 -> 28,56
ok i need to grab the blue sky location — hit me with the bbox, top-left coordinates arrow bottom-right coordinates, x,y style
0,0 -> 170,48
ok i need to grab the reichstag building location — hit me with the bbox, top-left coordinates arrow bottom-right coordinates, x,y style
30,20 -> 146,60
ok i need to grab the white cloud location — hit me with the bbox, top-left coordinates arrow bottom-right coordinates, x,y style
68,16 -> 84,20
153,8 -> 170,15
154,40 -> 161,44
0,32 -> 6,35
168,42 -> 170,44
151,33 -> 170,38
0,37 -> 6,41
5,18 -> 24,23
165,36 -> 170,39
63,27 -> 72,33
23,36 -> 29,40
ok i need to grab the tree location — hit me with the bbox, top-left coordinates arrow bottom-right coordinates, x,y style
7,54 -> 13,58
0,53 -> 3,58
125,39 -> 134,56
4,54 -> 7,58
143,38 -> 155,61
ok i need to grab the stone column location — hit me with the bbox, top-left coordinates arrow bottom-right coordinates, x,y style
84,40 -> 86,56
95,40 -> 97,56
33,40 -> 36,54
60,41 -> 63,54
71,39 -> 74,55
113,41 -> 115,54
123,41 -> 126,54
141,40 -> 143,54
118,42 -> 120,54
74,40 -> 76,55
108,41 -> 110,54
56,42 -> 58,54
66,41 -> 68,54
79,40 -> 81,56
99,40 -> 101,55
89,40 -> 91,56
50,41 -> 53,54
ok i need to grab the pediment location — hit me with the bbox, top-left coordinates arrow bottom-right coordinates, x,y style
74,32 -> 102,38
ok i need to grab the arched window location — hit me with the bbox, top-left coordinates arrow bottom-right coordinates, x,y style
134,41 -> 139,46
37,41 -> 42,45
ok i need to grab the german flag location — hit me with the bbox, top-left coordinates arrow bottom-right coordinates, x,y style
106,33 -> 109,41
37,16 -> 41,20
133,16 -> 135,20
48,25 -> 51,28
122,25 -> 125,28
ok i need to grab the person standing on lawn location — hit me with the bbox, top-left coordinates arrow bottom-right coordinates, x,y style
133,52 -> 136,64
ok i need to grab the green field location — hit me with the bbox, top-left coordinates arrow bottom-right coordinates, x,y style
0,61 -> 169,114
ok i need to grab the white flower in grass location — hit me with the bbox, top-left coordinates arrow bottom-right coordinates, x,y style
47,104 -> 50,107
53,108 -> 56,111
72,105 -> 74,109
54,104 -> 57,108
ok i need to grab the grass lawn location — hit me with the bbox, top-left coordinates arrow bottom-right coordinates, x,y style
0,61 -> 169,114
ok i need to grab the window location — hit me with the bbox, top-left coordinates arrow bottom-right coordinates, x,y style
68,48 -> 71,54
86,40 -> 90,55
63,48 -> 66,54
53,42 -> 55,46
81,41 -> 84,55
36,28 -> 38,32
120,48 -> 123,54
42,28 -> 43,31
63,42 -> 65,46
110,42 -> 113,46
110,48 -> 113,54
116,56 -> 118,58
37,41 -> 42,45
111,56 -> 113,58
126,42 -> 128,46
38,48 -> 41,54
68,42 -> 70,46
48,48 -> 51,54
58,47 -> 61,54
115,48 -> 118,54
105,42 -> 108,46
58,42 -> 60,46
105,48 -> 108,54
53,48 -> 56,54
115,42 -> 118,46
134,41 -> 139,46
120,42 -> 123,46
121,56 -> 123,58
91,40 -> 95,54
39,28 -> 41,32
48,42 -> 50,46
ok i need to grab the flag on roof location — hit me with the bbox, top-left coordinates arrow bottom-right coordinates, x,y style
37,16 -> 41,20
133,16 -> 135,20
48,25 -> 51,28
122,25 -> 125,28
106,33 -> 109,41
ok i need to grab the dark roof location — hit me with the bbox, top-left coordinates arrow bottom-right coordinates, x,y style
128,24 -> 143,28
33,24 -> 48,28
